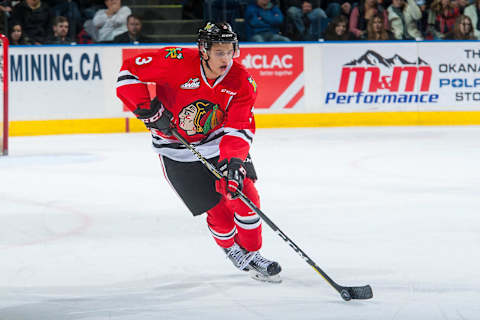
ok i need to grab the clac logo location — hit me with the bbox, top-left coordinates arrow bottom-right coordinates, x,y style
242,54 -> 293,69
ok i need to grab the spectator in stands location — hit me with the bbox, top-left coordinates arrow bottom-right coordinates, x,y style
203,0 -> 242,25
320,0 -> 355,20
113,14 -> 149,43
464,0 -> 480,39
379,0 -> 393,7
365,12 -> 395,39
427,0 -> 460,39
349,0 -> 389,39
92,0 -> 131,42
11,0 -> 51,44
183,0 -> 204,19
388,0 -> 423,40
245,0 -> 290,41
47,0 -> 82,39
445,14 -> 477,38
0,0 -> 12,35
453,0 -> 470,13
323,14 -> 357,40
76,28 -> 94,43
285,0 -> 327,40
46,16 -> 74,44
8,22 -> 33,45
416,0 -> 429,37
78,0 -> 105,21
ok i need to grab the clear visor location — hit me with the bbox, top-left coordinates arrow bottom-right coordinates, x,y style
199,40 -> 240,58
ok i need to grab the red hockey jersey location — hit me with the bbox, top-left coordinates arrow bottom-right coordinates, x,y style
116,47 -> 257,163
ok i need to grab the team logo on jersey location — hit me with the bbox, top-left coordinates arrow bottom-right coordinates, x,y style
180,78 -> 200,89
165,48 -> 183,60
248,76 -> 257,92
178,100 -> 224,136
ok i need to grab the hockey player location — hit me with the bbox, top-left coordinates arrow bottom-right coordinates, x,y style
116,22 -> 281,282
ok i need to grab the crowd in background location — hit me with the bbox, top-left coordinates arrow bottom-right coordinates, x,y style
192,0 -> 480,41
1,0 -> 146,44
1,0 -> 479,45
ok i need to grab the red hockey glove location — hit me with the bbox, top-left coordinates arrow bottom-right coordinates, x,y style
133,97 -> 173,135
215,158 -> 246,200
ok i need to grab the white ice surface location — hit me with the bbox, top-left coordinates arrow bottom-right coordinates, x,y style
1,126 -> 479,319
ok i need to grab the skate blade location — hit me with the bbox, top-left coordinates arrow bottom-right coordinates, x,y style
249,270 -> 282,284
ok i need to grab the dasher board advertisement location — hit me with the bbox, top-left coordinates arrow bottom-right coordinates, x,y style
419,42 -> 480,111
10,46 -> 106,120
322,42 -> 480,112
238,46 -> 304,111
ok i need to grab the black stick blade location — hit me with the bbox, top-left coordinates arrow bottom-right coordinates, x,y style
340,285 -> 373,301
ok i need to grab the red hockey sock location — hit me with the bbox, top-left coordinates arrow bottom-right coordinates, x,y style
206,199 -> 235,248
230,179 -> 262,252
206,179 -> 262,251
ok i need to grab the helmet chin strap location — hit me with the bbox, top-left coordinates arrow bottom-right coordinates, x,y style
201,50 -> 215,75
204,60 -> 214,73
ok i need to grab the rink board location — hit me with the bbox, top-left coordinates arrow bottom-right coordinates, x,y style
7,41 -> 480,136
9,111 -> 480,136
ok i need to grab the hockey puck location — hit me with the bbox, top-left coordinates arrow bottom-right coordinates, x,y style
340,289 -> 352,301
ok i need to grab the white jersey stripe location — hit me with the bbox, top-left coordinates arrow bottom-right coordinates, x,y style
118,70 -> 139,79
234,213 -> 261,230
116,79 -> 142,88
224,127 -> 254,140
152,136 -> 222,162
209,226 -> 237,240
151,127 -> 253,162
224,131 -> 252,146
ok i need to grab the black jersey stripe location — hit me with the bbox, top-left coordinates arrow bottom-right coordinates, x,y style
234,215 -> 260,225
152,142 -> 186,150
208,226 -> 236,240
117,74 -> 139,82
201,131 -> 227,144
152,130 -> 226,146
238,129 -> 254,142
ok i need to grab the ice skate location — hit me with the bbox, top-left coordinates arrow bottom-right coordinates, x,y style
223,243 -> 256,272
247,251 -> 282,284
224,244 -> 282,283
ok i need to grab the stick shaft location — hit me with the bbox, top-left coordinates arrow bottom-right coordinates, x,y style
171,129 -> 342,293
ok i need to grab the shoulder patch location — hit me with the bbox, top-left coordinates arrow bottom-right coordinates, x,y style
248,76 -> 257,92
165,48 -> 184,60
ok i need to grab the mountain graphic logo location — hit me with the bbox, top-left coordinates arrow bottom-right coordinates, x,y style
339,50 -> 432,93
345,50 -> 429,68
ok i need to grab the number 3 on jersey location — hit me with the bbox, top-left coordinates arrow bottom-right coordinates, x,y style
135,57 -> 152,65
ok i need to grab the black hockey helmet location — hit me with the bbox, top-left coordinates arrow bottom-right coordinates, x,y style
198,22 -> 240,58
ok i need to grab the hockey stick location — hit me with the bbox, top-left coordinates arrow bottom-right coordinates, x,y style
170,128 -> 373,301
